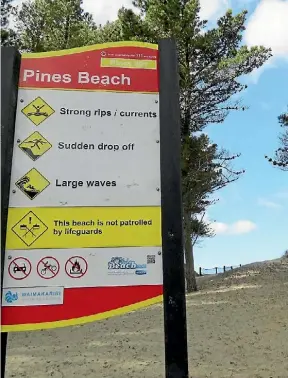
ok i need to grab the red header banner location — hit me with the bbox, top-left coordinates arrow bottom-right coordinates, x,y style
19,42 -> 159,93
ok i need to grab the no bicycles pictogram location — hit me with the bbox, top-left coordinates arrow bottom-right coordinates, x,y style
37,257 -> 60,279
8,257 -> 32,280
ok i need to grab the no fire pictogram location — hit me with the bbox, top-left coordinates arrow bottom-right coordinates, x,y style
11,211 -> 48,246
15,168 -> 50,200
8,257 -> 32,280
18,131 -> 52,161
65,256 -> 88,278
21,97 -> 55,126
37,257 -> 60,279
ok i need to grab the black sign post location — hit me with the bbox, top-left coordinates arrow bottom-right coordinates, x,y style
1,47 -> 21,378
159,39 -> 189,377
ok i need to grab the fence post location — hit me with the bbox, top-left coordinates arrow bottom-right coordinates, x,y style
215,267 -> 218,274
223,266 -> 226,272
199,267 -> 202,276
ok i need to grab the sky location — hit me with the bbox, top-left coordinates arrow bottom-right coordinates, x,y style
12,0 -> 288,271
194,0 -> 288,271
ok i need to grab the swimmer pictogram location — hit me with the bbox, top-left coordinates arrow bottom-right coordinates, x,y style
21,97 -> 55,126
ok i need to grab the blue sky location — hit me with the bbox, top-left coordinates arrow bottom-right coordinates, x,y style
193,0 -> 288,271
195,63 -> 287,271
13,0 -> 287,270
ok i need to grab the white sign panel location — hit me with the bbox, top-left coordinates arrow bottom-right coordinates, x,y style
9,89 -> 161,207
2,286 -> 64,307
3,247 -> 163,288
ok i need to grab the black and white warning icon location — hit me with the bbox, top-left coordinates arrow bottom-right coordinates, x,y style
11,211 -> 48,246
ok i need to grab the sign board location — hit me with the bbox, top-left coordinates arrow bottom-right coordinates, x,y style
1,42 -> 163,332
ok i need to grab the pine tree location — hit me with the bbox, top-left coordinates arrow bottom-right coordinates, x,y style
265,108 -> 288,171
96,0 -> 271,291
1,0 -> 17,45
16,0 -> 98,52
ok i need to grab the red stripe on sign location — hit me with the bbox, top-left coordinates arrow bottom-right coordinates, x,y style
1,285 -> 163,326
19,46 -> 159,93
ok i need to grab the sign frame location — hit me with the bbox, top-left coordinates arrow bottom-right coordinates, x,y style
1,40 -> 189,377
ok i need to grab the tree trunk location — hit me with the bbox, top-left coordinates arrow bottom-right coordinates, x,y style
63,14 -> 70,49
184,210 -> 198,292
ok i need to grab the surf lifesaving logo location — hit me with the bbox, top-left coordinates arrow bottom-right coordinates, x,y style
107,257 -> 147,275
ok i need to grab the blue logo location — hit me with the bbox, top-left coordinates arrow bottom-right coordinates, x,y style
135,270 -> 147,275
108,257 -> 147,274
5,291 -> 18,304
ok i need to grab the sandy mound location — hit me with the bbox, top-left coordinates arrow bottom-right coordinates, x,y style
5,258 -> 288,378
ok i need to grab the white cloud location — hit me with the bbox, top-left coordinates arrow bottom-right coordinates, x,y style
12,0 -> 135,26
211,219 -> 257,235
230,220 -> 257,233
83,0 -> 137,24
199,0 -> 230,20
83,0 -> 231,25
257,197 -> 282,209
244,0 -> 288,59
212,221 -> 229,234
243,0 -> 288,83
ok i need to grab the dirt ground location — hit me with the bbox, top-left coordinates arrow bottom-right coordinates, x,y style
5,258 -> 288,378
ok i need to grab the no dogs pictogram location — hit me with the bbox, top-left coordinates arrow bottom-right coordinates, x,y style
8,257 -> 32,280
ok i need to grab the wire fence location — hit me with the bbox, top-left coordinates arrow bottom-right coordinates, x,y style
199,264 -> 242,276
